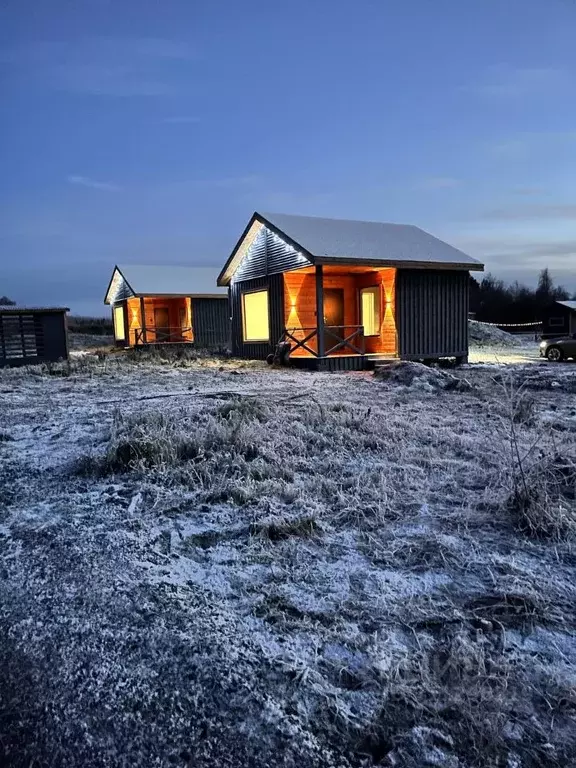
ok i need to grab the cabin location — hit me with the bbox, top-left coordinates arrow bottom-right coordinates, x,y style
217,212 -> 484,370
541,300 -> 576,339
0,306 -> 69,367
104,265 -> 229,348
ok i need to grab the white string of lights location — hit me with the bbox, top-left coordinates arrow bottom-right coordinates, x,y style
471,320 -> 543,327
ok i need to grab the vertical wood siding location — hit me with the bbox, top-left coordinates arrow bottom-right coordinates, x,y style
192,299 -> 230,348
396,270 -> 468,358
230,275 -> 284,359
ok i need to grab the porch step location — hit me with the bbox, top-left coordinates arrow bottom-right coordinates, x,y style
372,357 -> 399,366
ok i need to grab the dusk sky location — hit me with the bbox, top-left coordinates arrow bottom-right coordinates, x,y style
1,0 -> 575,315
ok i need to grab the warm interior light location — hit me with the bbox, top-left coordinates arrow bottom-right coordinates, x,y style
360,287 -> 380,336
242,290 -> 269,342
113,306 -> 125,340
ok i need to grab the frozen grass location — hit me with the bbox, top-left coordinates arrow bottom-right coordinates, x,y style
0,356 -> 575,766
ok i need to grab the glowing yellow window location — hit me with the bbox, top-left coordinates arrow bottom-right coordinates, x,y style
360,287 -> 380,336
113,305 -> 125,341
242,290 -> 269,342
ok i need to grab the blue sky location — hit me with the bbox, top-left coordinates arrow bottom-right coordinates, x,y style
1,0 -> 575,315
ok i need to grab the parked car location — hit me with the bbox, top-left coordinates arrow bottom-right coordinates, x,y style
539,334 -> 576,361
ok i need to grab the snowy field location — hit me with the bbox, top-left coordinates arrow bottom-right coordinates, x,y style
1,350 -> 576,767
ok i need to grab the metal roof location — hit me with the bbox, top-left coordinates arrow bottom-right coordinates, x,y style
557,300 -> 576,311
0,306 -> 69,314
116,265 -> 227,298
260,212 -> 483,269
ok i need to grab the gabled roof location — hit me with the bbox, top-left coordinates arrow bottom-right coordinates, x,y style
104,265 -> 227,304
218,211 -> 483,284
557,300 -> 576,311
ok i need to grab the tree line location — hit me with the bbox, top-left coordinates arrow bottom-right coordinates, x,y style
470,268 -> 574,325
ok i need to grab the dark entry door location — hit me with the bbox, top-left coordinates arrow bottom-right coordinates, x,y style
154,307 -> 170,342
323,288 -> 344,353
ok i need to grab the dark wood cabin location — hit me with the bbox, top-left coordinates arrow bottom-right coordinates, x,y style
104,265 -> 229,348
218,212 -> 484,370
541,300 -> 576,340
0,306 -> 69,367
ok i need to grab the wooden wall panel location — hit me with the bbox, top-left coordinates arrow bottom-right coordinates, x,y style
283,270 -> 360,356
140,297 -> 190,343
126,297 -> 141,345
284,267 -> 397,357
356,268 -> 397,355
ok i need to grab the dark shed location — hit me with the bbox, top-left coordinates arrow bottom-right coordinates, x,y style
0,307 -> 69,367
218,212 -> 483,369
541,301 -> 576,339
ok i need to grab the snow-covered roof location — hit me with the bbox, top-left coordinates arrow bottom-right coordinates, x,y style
0,306 -> 69,313
105,265 -> 227,304
260,212 -> 483,269
557,300 -> 576,311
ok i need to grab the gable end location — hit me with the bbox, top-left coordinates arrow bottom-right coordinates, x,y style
104,267 -> 136,305
220,217 -> 311,285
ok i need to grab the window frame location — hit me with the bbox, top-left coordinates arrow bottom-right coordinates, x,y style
359,285 -> 381,337
549,317 -> 565,328
241,288 -> 270,343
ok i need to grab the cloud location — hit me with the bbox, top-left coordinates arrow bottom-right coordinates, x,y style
414,177 -> 461,190
480,203 -> 576,221
2,37 -> 196,97
67,175 -> 119,191
467,66 -> 570,98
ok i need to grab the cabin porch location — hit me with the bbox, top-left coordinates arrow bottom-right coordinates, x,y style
113,296 -> 193,347
279,264 -> 397,369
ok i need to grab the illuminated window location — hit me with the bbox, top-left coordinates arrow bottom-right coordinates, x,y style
113,306 -> 125,341
360,287 -> 380,336
242,290 -> 269,342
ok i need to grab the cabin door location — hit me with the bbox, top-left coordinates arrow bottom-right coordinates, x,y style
154,307 -> 170,342
323,288 -> 344,354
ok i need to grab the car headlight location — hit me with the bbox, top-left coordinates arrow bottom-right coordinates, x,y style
540,341 -> 547,348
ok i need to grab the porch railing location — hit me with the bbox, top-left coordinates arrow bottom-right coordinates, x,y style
280,326 -> 365,357
133,326 -> 193,345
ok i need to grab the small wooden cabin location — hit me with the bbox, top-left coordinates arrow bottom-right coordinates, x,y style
0,306 -> 69,367
104,265 -> 229,348
218,212 -> 484,370
541,300 -> 576,339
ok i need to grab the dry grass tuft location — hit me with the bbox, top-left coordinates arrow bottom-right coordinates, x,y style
507,454 -> 576,540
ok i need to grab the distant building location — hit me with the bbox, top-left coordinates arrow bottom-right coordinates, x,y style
0,307 -> 69,367
104,265 -> 229,349
542,300 -> 576,339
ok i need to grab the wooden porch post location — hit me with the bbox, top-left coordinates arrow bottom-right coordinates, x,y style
139,297 -> 147,344
315,264 -> 325,357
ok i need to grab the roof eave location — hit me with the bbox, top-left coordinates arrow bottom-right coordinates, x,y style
316,256 -> 484,271
134,293 -> 227,299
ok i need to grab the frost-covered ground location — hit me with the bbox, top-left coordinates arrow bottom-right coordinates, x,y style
1,352 -> 576,767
